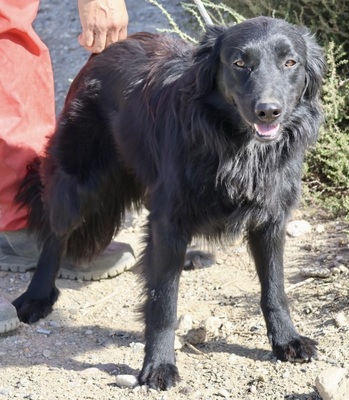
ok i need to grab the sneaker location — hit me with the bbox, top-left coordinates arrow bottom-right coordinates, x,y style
0,295 -> 20,333
0,230 -> 135,281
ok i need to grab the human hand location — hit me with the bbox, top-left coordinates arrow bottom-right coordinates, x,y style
78,0 -> 128,53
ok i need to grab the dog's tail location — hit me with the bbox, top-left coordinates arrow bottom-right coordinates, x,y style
15,157 -> 50,244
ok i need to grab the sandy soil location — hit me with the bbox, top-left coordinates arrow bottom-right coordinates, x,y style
1,209 -> 348,400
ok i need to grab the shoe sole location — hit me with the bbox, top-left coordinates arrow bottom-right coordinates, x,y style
58,253 -> 136,281
0,249 -> 135,281
0,317 -> 20,334
0,256 -> 37,273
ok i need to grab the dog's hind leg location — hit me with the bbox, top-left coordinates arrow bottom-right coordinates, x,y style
13,82 -> 140,323
248,220 -> 318,362
139,217 -> 188,390
13,233 -> 64,323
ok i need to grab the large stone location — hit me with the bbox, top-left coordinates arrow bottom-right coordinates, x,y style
286,220 -> 312,237
315,367 -> 349,400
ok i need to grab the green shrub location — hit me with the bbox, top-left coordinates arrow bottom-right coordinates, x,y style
305,42 -> 349,216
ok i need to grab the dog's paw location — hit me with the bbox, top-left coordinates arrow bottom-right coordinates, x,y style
273,335 -> 318,362
139,362 -> 180,390
13,287 -> 60,324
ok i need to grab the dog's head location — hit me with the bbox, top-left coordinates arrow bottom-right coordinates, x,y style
195,17 -> 325,143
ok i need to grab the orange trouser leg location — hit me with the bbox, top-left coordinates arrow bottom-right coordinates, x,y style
0,0 -> 55,230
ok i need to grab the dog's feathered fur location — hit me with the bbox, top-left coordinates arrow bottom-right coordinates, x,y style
14,17 -> 325,390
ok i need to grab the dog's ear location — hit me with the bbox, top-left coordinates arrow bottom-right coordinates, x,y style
194,25 -> 226,95
300,28 -> 326,100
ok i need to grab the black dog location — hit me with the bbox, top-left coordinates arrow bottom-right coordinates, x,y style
14,17 -> 325,390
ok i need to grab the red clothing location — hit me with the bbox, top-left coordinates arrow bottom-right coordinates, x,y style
0,0 -> 55,230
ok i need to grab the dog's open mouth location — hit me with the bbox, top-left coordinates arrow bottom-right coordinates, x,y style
253,123 -> 280,141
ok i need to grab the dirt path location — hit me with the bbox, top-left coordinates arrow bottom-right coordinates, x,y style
1,209 -> 349,399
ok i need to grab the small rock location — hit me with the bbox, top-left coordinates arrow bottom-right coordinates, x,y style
80,367 -> 103,378
334,312 -> 348,328
282,371 -> 290,379
42,350 -> 52,358
286,220 -> 312,237
249,384 -> 257,394
316,224 -> 325,234
19,272 -> 31,282
36,328 -> 51,335
138,385 -> 149,393
217,388 -> 230,398
115,374 -> 139,388
338,265 -> 349,275
201,316 -> 222,337
177,313 -> 193,333
129,342 -> 145,350
315,367 -> 349,400
49,321 -> 61,328
174,335 -> 185,350
84,329 -> 93,335
301,266 -> 331,278
186,327 -> 206,345
331,267 -> 341,276
250,324 -> 263,332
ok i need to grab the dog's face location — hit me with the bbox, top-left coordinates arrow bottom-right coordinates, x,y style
199,18 -> 324,143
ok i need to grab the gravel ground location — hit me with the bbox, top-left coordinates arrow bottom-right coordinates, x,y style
1,2 -> 349,400
1,210 -> 349,400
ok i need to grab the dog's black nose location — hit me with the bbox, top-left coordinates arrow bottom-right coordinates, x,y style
255,102 -> 282,123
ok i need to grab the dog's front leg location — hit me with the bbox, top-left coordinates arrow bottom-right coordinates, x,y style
139,218 -> 188,390
13,233 -> 64,324
247,220 -> 317,362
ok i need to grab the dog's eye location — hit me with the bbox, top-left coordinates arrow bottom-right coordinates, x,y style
285,59 -> 297,68
234,60 -> 245,68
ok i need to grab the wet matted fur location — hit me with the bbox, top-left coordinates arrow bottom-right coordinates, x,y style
14,17 -> 325,390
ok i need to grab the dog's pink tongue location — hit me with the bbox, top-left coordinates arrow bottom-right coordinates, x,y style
254,124 -> 280,137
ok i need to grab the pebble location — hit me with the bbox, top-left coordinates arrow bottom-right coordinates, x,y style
201,316 -> 222,337
84,329 -> 93,335
301,266 -> 331,278
115,374 -> 139,388
334,312 -> 348,328
36,328 -> 51,335
42,350 -> 52,358
129,342 -> 145,350
338,265 -> 349,274
185,327 -> 206,345
80,367 -> 100,377
19,272 -> 31,282
316,224 -> 325,233
174,334 -> 185,350
49,321 -> 61,328
133,385 -> 149,393
177,313 -> 193,333
315,367 -> 349,400
249,384 -> 257,394
217,388 -> 230,398
286,220 -> 312,237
